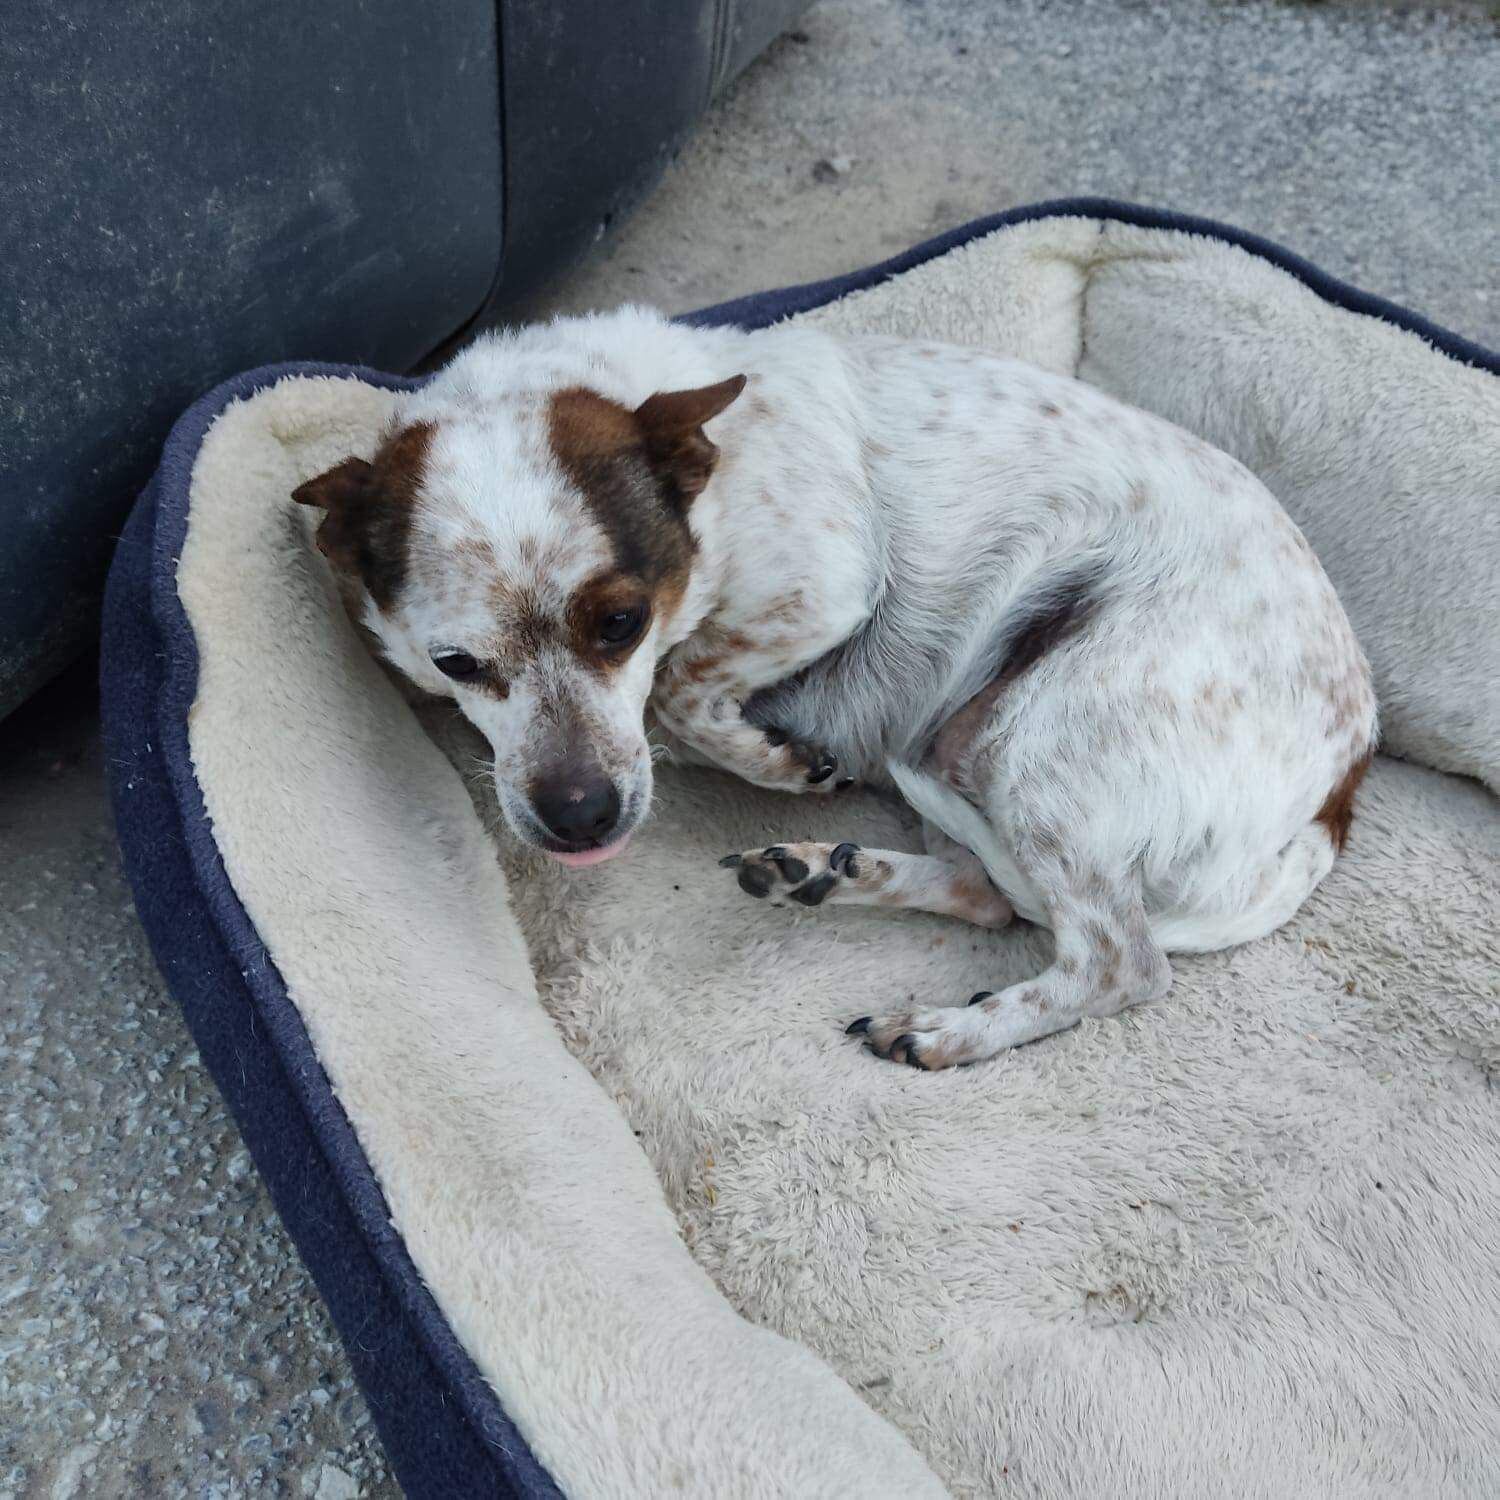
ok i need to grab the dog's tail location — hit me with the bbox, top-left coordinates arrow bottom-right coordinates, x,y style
885,760 -> 1045,925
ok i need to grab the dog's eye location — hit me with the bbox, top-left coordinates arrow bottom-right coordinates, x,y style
431,651 -> 481,681
598,605 -> 647,647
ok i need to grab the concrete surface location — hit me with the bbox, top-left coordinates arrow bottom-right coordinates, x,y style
3,2 -> 1496,1496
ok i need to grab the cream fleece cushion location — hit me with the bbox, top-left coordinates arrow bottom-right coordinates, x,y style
180,215 -> 1500,1499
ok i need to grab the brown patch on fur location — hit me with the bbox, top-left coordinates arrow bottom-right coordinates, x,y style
680,653 -> 724,684
510,588 -> 561,657
1083,920 -> 1121,964
547,384 -> 727,627
928,565 -> 1100,780
1129,930 -> 1161,979
292,421 -> 435,611
949,871 -> 1012,928
454,535 -> 497,567
932,677 -> 1007,789
984,985 -> 1049,1016
1319,658 -> 1372,743
566,571 -> 654,671
1039,402 -> 1062,418
1315,753 -> 1371,854
756,591 -> 808,626
1028,821 -> 1065,862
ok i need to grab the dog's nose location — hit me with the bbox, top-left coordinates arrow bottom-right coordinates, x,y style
532,773 -> 622,846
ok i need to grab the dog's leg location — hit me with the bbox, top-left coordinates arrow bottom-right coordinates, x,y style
653,651 -> 849,794
846,877 -> 1171,1070
721,841 -> 1013,928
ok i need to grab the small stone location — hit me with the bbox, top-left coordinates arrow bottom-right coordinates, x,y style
67,1215 -> 101,1247
49,1442 -> 99,1500
314,1463 -> 360,1500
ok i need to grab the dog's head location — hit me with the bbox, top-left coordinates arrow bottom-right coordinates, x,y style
294,364 -> 744,865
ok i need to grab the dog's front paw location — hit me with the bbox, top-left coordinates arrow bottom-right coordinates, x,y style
844,1000 -> 989,1071
719,840 -> 862,905
761,726 -> 856,793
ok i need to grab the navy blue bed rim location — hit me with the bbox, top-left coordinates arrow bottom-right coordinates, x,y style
99,199 -> 1500,1498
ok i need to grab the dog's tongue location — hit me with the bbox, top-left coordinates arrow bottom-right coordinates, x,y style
546,834 -> 632,869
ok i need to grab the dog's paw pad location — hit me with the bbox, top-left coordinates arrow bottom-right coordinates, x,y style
723,842 -> 858,908
790,872 -> 839,906
736,861 -> 775,898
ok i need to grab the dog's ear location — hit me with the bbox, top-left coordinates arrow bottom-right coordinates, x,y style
292,456 -> 374,515
290,425 -> 431,607
634,375 -> 747,506
291,456 -> 377,573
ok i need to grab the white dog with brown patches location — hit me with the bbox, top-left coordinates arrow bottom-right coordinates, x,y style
295,305 -> 1376,1070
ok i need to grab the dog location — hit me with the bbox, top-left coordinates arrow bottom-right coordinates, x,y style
293,305 -> 1377,1070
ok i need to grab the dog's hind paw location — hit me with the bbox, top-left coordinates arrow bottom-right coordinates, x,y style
845,1006 -> 979,1070
720,840 -> 862,906
761,727 -> 856,792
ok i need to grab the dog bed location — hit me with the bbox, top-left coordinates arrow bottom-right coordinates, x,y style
102,199 -> 1500,1499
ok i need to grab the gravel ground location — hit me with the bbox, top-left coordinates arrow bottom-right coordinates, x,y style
3,3 -> 1496,1496
517,0 -> 1499,341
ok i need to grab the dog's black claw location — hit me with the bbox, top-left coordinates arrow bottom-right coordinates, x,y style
806,754 -> 837,785
719,853 -> 743,868
968,990 -> 994,1007
737,864 -> 773,898
791,872 -> 838,906
764,845 -> 786,859
845,1016 -> 872,1035
835,777 -> 856,791
829,841 -> 860,875
763,726 -> 790,747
